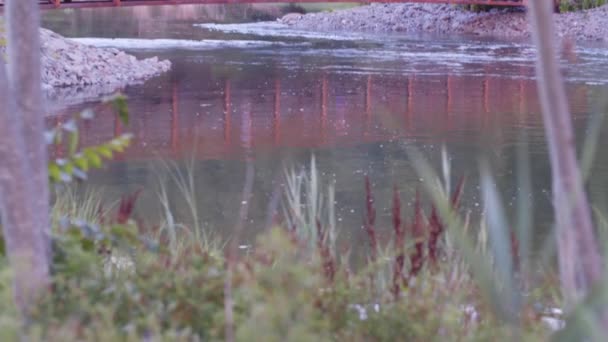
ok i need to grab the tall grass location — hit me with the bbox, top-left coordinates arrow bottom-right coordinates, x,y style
51,187 -> 112,227
153,158 -> 224,256
2,150 -> 583,340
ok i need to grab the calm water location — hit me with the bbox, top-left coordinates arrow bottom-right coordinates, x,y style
43,6 -> 608,250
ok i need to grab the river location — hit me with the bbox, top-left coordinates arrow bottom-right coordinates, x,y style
42,5 -> 608,253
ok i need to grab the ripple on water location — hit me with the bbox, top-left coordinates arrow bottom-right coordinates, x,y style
195,22 -> 367,41
70,37 -> 312,50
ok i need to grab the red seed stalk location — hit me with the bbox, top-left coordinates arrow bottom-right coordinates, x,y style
392,186 -> 405,298
364,176 -> 378,263
116,189 -> 142,224
408,190 -> 425,281
451,176 -> 465,210
510,230 -> 520,271
427,206 -> 442,267
316,220 -> 336,282
428,176 -> 465,268
287,224 -> 299,246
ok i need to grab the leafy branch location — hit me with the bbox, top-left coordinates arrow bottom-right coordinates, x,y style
47,94 -> 132,184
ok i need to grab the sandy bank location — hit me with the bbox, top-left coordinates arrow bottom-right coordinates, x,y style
281,4 -> 608,42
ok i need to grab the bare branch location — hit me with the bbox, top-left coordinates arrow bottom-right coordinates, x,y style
527,0 -> 602,306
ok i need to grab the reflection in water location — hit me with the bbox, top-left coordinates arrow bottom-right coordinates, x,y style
43,7 -> 608,253
43,4 -> 306,38
52,70 -> 583,161
48,67 -> 597,247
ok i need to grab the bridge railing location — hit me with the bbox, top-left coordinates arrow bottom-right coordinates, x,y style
0,0 -> 530,11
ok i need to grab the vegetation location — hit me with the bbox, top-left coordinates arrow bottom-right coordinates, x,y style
558,0 -> 606,12
464,0 -> 606,12
1,0 -> 608,341
47,96 -> 132,184
0,158 -> 563,340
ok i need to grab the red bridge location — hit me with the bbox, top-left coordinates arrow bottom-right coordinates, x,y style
1,0 -> 528,10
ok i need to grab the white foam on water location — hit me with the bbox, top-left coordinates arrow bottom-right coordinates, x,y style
288,47 -> 535,64
196,22 -> 365,41
71,29 -> 608,85
71,37 -> 310,50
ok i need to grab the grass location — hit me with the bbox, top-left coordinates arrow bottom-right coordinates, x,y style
153,158 -> 222,255
559,0 -> 607,12
463,1 -> 606,12
0,152 -> 578,340
51,187 -> 112,227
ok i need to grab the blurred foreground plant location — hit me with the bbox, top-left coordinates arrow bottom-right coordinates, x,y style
0,155 -> 566,340
47,95 -> 132,184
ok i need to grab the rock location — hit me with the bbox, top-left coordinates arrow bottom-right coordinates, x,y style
284,3 -> 608,42
279,12 -> 303,25
3,28 -> 173,112
38,28 -> 171,92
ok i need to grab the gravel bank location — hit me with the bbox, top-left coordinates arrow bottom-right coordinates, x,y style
281,4 -> 608,42
40,28 -> 170,89
1,28 -> 170,106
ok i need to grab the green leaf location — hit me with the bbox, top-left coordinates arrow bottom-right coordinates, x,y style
84,149 -> 103,169
45,102 -> 132,184
73,155 -> 89,172
111,142 -> 126,153
68,130 -> 79,156
62,161 -> 74,176
80,238 -> 95,252
110,225 -> 138,244
49,162 -> 61,183
67,227 -> 83,240
111,95 -> 129,126
110,134 -> 133,153
97,145 -> 113,159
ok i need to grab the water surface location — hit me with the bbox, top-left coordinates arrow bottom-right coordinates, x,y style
43,6 -> 608,252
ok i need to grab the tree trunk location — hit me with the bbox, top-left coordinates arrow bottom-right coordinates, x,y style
0,0 -> 50,317
0,62 -> 50,318
5,0 -> 51,257
527,0 -> 602,306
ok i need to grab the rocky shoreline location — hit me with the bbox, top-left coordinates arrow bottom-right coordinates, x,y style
281,4 -> 608,42
40,29 -> 170,89
1,28 -> 171,107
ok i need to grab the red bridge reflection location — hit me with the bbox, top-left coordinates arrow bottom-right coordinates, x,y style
48,71 -> 591,161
